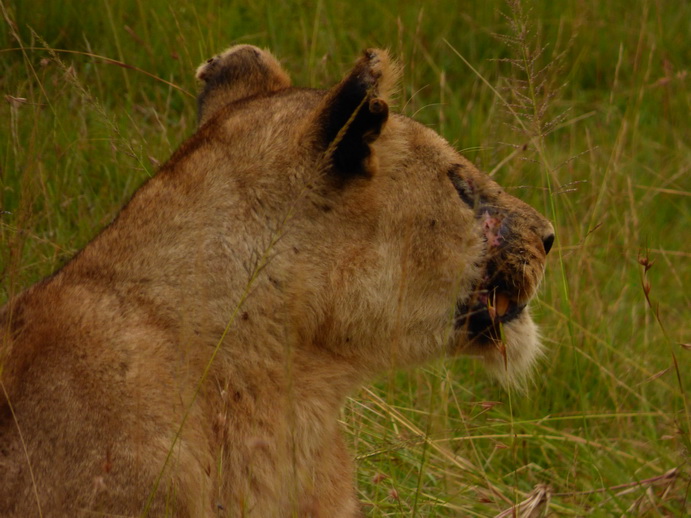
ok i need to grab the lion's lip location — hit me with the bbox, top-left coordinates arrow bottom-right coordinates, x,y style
454,291 -> 526,340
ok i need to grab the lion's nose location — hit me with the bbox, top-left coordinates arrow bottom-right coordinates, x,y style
542,233 -> 555,255
539,221 -> 555,255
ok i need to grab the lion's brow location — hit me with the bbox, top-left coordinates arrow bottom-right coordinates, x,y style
447,165 -> 477,209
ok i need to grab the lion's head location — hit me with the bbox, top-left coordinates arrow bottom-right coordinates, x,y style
193,45 -> 554,385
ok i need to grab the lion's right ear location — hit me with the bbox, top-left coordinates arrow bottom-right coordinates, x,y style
310,49 -> 400,177
196,45 -> 291,126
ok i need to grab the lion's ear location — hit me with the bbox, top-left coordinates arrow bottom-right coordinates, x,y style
312,49 -> 399,177
196,45 -> 291,126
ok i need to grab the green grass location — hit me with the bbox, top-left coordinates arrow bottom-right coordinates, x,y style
1,0 -> 689,515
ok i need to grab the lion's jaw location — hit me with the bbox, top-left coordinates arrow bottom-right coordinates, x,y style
454,304 -> 543,388
447,185 -> 552,386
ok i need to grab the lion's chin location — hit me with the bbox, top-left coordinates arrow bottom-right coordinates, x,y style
456,310 -> 543,389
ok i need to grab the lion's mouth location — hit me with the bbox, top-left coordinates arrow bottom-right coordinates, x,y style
454,289 -> 526,343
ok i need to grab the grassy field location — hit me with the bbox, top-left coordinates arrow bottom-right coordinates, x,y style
1,0 -> 689,515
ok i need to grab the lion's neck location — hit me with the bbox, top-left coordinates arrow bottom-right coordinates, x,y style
42,165 -> 366,513
200,340 -> 362,513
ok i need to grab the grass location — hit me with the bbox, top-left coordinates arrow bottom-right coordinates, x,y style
1,0 -> 689,515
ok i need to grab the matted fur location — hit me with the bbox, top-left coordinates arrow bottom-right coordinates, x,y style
0,47 -> 554,517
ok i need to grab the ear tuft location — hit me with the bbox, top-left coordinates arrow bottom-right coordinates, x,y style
361,48 -> 400,104
196,45 -> 291,126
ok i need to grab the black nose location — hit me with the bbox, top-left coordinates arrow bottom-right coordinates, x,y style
543,233 -> 555,255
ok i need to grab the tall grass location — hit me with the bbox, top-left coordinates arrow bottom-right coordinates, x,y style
1,0 -> 689,515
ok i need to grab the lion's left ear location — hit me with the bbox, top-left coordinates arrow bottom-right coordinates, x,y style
196,45 -> 291,126
312,49 -> 399,177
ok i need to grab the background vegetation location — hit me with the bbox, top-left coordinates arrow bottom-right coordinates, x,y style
1,0 -> 688,515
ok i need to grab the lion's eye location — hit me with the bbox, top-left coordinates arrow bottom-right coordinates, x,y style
447,165 -> 477,209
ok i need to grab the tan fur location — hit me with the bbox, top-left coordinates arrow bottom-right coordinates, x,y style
0,47 -> 554,517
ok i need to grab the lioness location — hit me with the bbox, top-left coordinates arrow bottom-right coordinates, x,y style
0,46 -> 554,517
